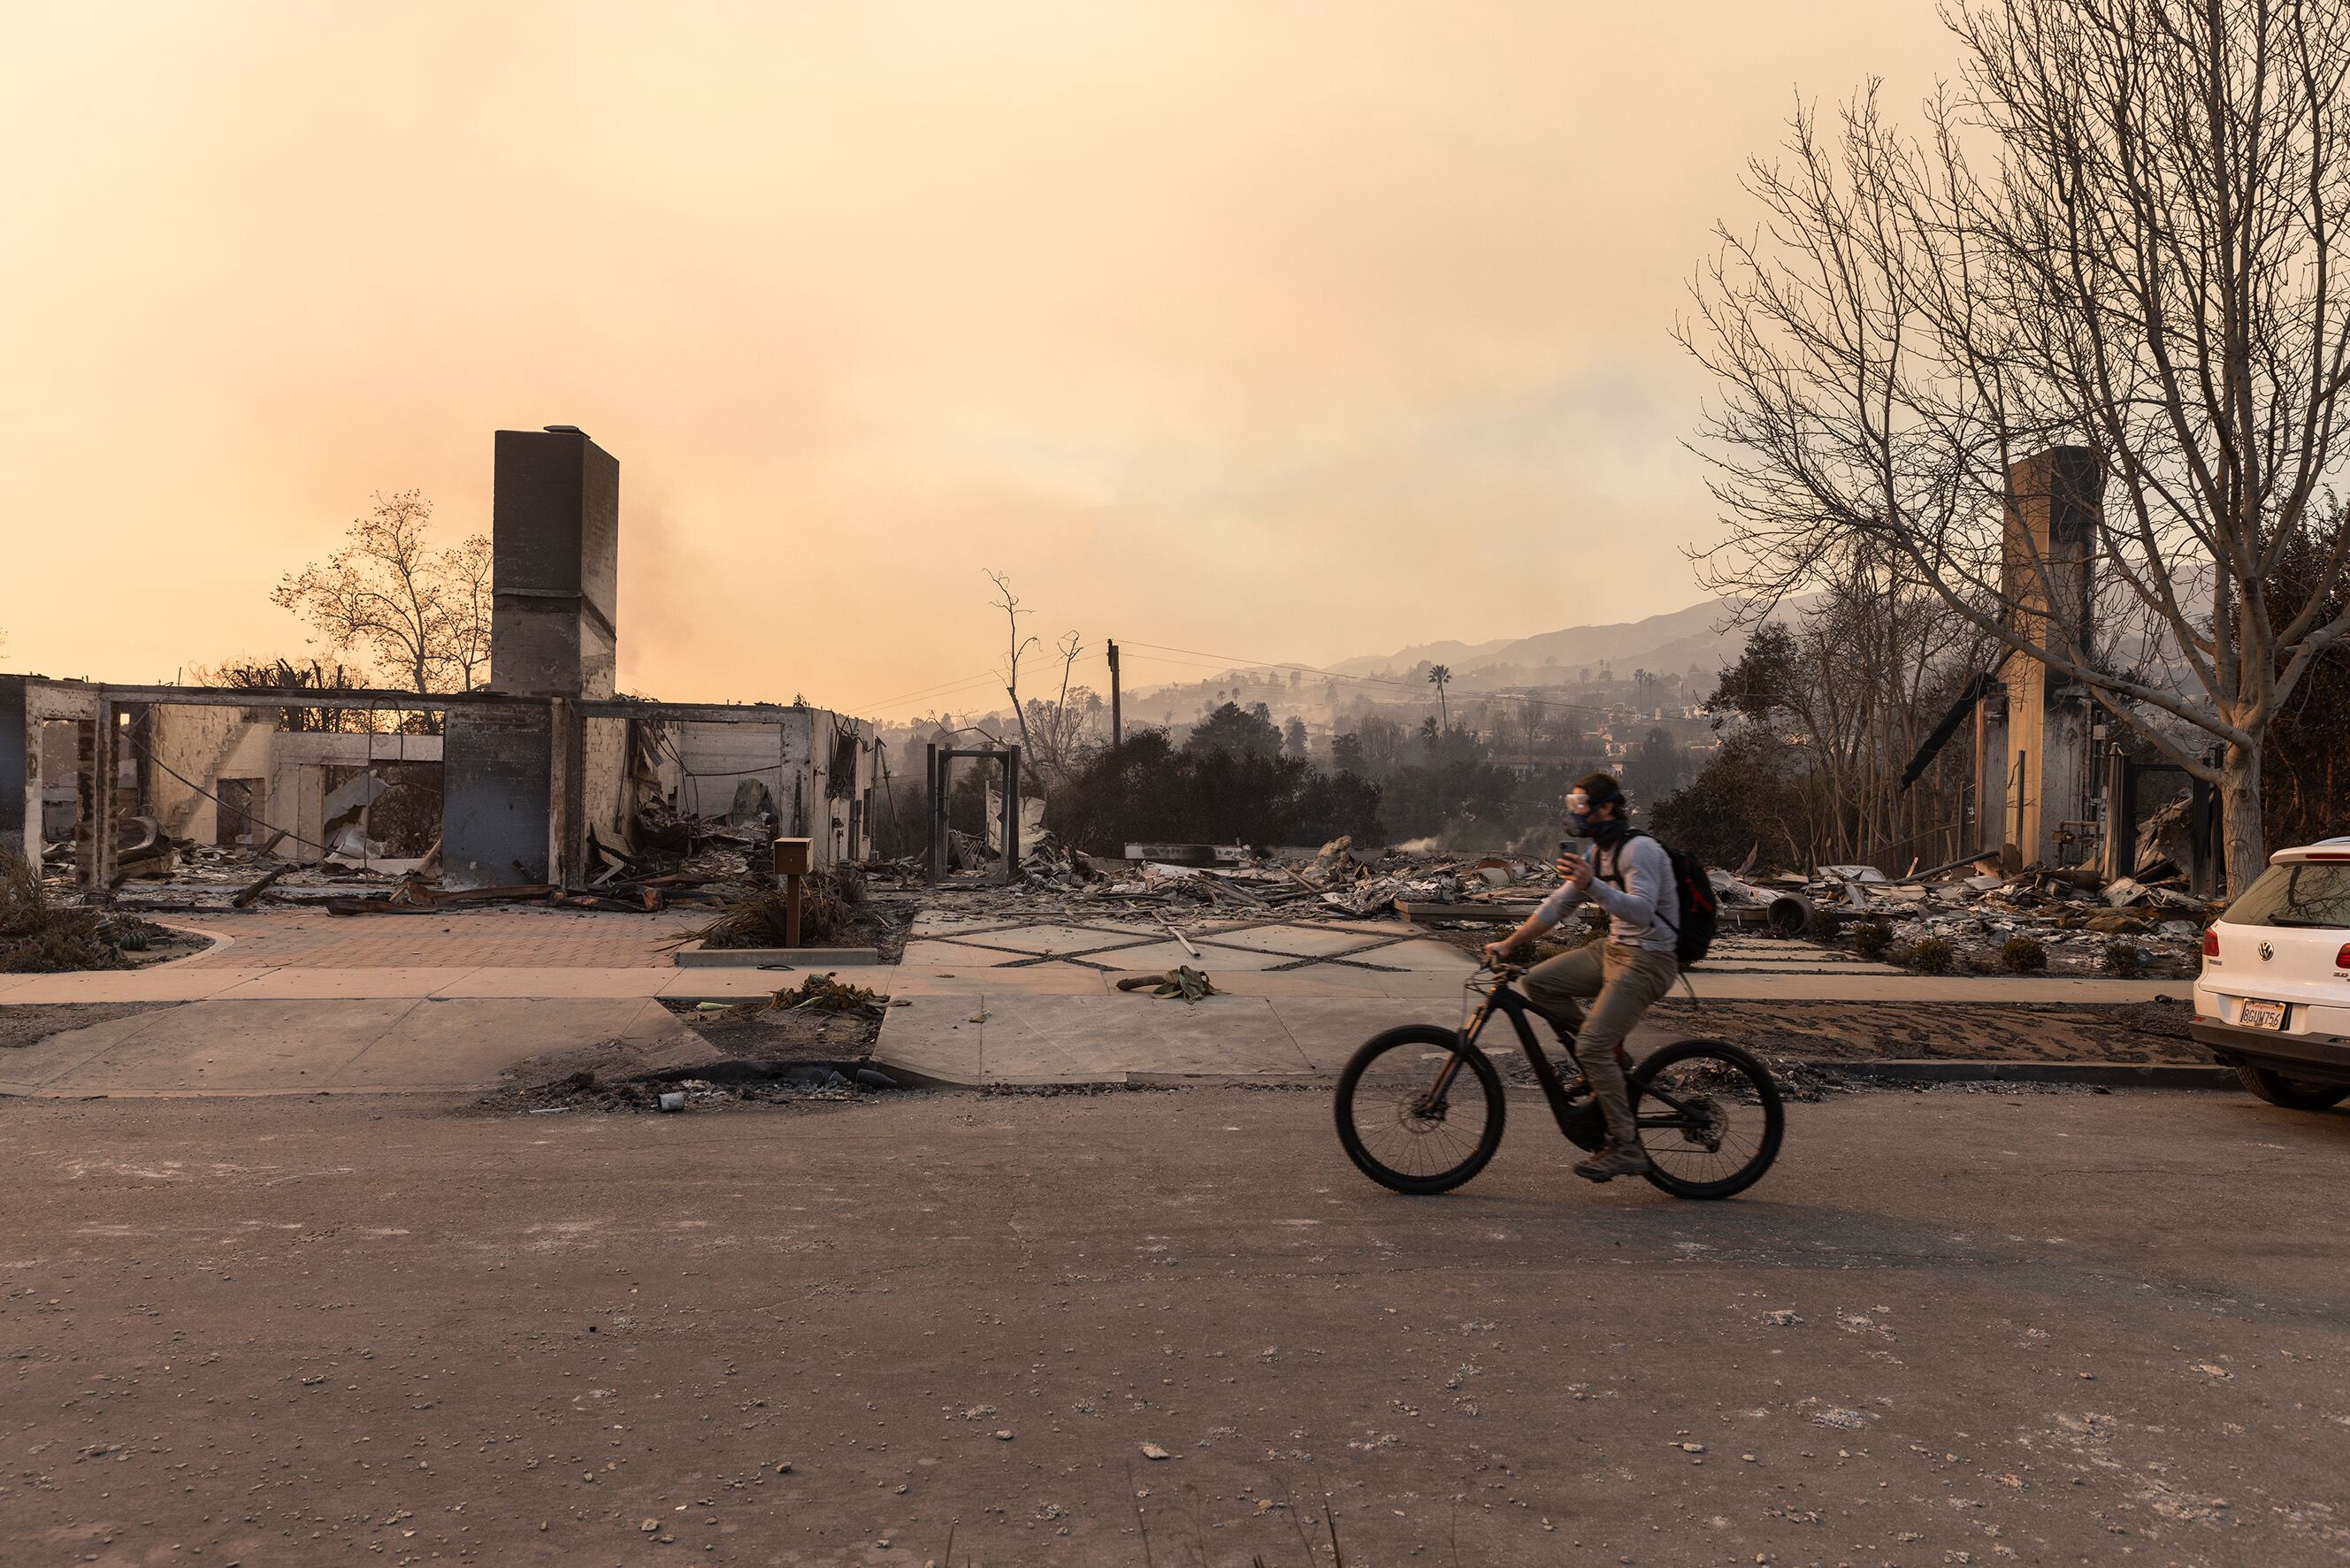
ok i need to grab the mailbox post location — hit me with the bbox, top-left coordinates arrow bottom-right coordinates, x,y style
773,837 -> 814,947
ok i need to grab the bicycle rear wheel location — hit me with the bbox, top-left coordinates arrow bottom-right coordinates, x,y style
1630,1039 -> 1784,1199
1334,1026 -> 1505,1195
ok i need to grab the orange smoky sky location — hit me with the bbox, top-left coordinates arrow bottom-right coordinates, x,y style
0,2 -> 1952,716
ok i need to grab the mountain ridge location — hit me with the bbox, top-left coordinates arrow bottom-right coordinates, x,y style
1320,598 -> 1778,683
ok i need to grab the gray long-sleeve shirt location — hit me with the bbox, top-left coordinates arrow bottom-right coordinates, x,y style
1535,832 -> 1680,955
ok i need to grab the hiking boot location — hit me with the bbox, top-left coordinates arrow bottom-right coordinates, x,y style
1573,1142 -> 1654,1183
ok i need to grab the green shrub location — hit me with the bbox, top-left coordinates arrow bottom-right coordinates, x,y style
1908,937 -> 1955,975
1999,936 -> 2048,974
1849,919 -> 1892,960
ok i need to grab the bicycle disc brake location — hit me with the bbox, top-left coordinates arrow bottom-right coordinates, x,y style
1673,1094 -> 1727,1152
1398,1094 -> 1451,1132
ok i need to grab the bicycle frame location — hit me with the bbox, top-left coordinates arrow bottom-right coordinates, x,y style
1423,968 -> 1707,1146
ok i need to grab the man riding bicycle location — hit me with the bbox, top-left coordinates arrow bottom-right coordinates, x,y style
1481,772 -> 1678,1183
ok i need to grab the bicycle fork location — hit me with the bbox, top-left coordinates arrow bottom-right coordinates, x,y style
1415,991 -> 1498,1113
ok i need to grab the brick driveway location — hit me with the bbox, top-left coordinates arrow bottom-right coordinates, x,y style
172,908 -> 693,968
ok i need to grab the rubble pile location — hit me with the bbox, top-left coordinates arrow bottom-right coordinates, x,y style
1774,855 -> 2215,975
75,791 -> 821,920
1080,837 -> 1551,922
768,971 -> 891,1019
57,838 -> 438,913
922,825 -> 2216,979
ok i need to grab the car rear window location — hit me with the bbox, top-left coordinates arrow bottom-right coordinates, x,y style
2223,861 -> 2350,928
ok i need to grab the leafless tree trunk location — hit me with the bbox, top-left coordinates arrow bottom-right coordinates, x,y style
1682,0 -> 2350,892
984,569 -> 1044,793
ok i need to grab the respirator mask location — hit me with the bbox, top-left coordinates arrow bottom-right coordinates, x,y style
1564,784 -> 1627,846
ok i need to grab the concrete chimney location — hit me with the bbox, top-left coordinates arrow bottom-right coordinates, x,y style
487,428 -> 619,699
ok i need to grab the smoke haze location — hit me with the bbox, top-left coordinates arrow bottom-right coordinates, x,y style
0,2 -> 1949,711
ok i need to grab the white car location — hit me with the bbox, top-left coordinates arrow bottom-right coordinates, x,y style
2193,836 -> 2350,1109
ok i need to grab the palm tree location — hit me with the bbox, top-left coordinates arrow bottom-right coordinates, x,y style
1428,664 -> 1452,730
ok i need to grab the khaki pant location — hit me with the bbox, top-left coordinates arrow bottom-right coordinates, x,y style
1523,937 -> 1680,1146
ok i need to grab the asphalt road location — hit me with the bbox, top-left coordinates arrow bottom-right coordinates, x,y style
3,1083 -> 2346,1567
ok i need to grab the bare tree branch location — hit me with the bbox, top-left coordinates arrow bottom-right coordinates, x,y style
1681,0 -> 2350,890
272,491 -> 494,697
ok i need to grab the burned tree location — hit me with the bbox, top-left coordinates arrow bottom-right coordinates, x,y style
983,568 -> 1046,790
272,491 -> 493,695
1683,0 -> 2350,891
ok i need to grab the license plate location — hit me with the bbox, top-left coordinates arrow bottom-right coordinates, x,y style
2240,998 -> 2288,1031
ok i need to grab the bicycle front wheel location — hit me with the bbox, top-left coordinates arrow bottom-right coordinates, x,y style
1334,1026 -> 1505,1195
1629,1038 -> 1784,1200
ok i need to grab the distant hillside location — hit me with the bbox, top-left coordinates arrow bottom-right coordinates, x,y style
1324,598 -> 1787,684
1324,634 -> 1519,679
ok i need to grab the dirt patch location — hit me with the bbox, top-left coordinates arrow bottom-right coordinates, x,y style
1644,996 -> 2203,1064
0,1002 -> 169,1052
499,1059 -> 905,1115
482,977 -> 901,1114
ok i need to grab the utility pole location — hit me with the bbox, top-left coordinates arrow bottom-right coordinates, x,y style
1106,640 -> 1122,749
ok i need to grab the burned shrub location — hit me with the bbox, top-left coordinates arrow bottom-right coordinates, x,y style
2103,939 -> 2147,977
1905,937 -> 1955,975
0,848 -> 159,974
1999,936 -> 2048,974
694,869 -> 866,949
1849,918 -> 1892,960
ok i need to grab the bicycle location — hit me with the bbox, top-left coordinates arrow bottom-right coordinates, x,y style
1333,960 -> 1784,1199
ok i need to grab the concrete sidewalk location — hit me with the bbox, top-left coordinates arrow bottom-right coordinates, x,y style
0,965 -> 796,1005
868,914 -> 2188,1087
0,996 -> 718,1098
0,913 -> 2191,1096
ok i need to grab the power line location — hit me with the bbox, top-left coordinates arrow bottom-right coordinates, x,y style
847,668 -> 1006,713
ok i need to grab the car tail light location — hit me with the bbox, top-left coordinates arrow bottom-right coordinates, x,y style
2202,929 -> 2219,960
2339,942 -> 2350,970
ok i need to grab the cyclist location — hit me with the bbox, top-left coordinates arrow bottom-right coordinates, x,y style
1481,772 -> 1679,1182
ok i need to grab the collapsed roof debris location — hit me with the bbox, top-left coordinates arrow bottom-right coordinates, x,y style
879,807 -> 2215,978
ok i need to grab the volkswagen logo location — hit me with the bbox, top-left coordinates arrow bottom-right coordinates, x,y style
2259,939 -> 2275,961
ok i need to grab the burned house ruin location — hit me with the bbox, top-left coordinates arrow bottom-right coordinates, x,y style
1899,445 -> 2220,891
1973,445 -> 2102,872
2,428 -> 880,895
